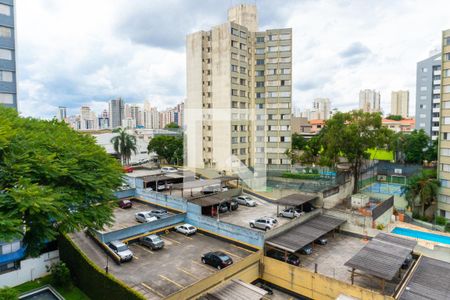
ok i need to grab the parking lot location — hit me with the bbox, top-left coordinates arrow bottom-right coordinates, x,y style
71,230 -> 254,299
218,193 -> 295,231
100,200 -> 177,233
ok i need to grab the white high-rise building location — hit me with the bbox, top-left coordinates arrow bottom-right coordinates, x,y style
57,106 -> 67,122
359,89 -> 381,113
143,101 -> 160,129
391,90 -> 409,118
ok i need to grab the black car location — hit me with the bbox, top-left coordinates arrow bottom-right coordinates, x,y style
218,202 -> 229,213
314,236 -> 327,245
299,244 -> 313,255
201,251 -> 233,270
402,254 -> 413,269
226,200 -> 239,211
266,249 -> 300,266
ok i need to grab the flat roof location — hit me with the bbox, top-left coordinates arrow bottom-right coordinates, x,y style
171,179 -> 221,190
142,175 -> 174,183
199,279 -> 267,300
266,214 -> 346,252
276,193 -> 318,206
189,193 -> 232,207
398,256 -> 450,300
344,233 -> 417,281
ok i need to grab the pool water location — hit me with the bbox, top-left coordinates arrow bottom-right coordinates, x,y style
362,182 -> 404,196
391,227 -> 450,245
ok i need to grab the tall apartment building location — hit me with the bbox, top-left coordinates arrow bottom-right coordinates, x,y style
415,52 -> 442,139
359,89 -> 381,113
109,98 -> 124,128
185,4 -> 292,173
438,29 -> 450,219
143,101 -> 160,129
57,106 -> 67,122
0,1 -> 16,109
80,106 -> 96,130
390,90 -> 409,118
98,109 -> 109,129
301,98 -> 331,120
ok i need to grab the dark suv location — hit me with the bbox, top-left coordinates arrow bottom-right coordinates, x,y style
226,199 -> 239,211
201,251 -> 233,270
266,249 -> 300,266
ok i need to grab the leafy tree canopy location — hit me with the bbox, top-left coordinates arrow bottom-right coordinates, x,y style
0,107 -> 123,256
147,135 -> 183,165
386,115 -> 403,121
292,133 -> 307,151
164,122 -> 180,129
391,130 -> 436,164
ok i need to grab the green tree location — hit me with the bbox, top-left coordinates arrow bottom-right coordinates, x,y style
300,135 -> 322,164
403,129 -> 430,164
292,133 -> 307,150
386,115 -> 403,121
49,261 -> 71,287
402,170 -> 439,218
0,107 -> 123,256
0,287 -> 18,300
148,135 -> 183,165
164,122 -> 180,129
111,128 -> 137,165
317,111 -> 392,193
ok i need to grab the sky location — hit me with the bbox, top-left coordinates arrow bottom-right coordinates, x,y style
16,0 -> 450,119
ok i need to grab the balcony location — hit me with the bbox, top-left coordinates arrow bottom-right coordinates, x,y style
434,89 -> 441,94
433,107 -> 440,113
432,126 -> 440,131
0,246 -> 26,265
434,80 -> 441,85
433,98 -> 441,103
432,117 -> 440,122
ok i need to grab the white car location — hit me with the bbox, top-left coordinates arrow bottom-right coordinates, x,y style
135,212 -> 158,223
249,217 -> 278,231
161,167 -> 178,173
278,207 -> 303,219
233,195 -> 257,207
175,223 -> 197,235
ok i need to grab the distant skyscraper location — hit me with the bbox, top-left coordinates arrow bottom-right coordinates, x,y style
57,106 -> 67,121
415,52 -> 441,140
0,1 -> 16,110
80,106 -> 96,130
390,90 -> 409,118
98,109 -> 109,129
359,89 -> 381,113
143,102 -> 160,129
129,105 -> 143,127
109,98 -> 124,128
300,98 -> 331,120
437,29 -> 450,220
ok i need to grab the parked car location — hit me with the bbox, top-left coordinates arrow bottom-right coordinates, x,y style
217,202 -> 229,213
314,236 -> 327,245
233,195 -> 257,207
139,234 -> 164,250
175,223 -> 197,235
201,251 -> 233,270
123,166 -> 133,173
226,199 -> 239,211
278,207 -> 302,219
161,167 -> 178,173
118,199 -> 132,209
109,240 -> 133,262
402,254 -> 413,269
149,209 -> 169,219
135,212 -> 158,223
157,183 -> 172,191
202,184 -> 228,194
298,202 -> 315,213
266,249 -> 300,266
299,244 -> 313,255
249,217 -> 278,231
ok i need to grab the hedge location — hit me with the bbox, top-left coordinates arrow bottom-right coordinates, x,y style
58,234 -> 145,300
281,172 -> 321,180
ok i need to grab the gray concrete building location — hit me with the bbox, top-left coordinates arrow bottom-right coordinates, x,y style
109,98 -> 124,129
185,4 -> 292,177
416,52 -> 442,140
0,0 -> 17,110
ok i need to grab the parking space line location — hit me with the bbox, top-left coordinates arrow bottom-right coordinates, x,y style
140,282 -> 165,298
137,244 -> 154,254
231,244 -> 254,253
220,249 -> 243,259
177,267 -> 200,280
159,275 -> 184,288
175,233 -> 193,240
163,236 -> 181,244
192,260 -> 215,272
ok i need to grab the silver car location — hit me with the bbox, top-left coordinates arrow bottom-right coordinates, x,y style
139,234 -> 164,250
135,211 -> 158,223
233,195 -> 257,207
249,217 -> 278,231
279,207 -> 303,219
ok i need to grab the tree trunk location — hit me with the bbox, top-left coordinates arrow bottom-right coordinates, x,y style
352,161 -> 360,194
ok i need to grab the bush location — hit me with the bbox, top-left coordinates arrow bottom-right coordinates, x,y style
376,224 -> 385,230
282,172 -> 321,180
445,223 -> 450,233
436,216 -> 447,226
0,287 -> 18,300
49,262 -> 71,287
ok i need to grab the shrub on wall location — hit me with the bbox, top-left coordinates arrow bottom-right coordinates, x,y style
58,234 -> 145,300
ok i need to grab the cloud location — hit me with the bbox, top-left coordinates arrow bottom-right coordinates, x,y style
339,42 -> 372,65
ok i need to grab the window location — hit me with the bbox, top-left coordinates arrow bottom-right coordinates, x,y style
268,136 -> 279,142
232,113 -> 239,120
256,125 -> 264,131
240,55 -> 246,61
446,53 -> 450,61
420,95 -> 427,100
256,36 -> 264,43
240,137 -> 247,143
443,132 -> 450,140
256,103 -> 264,109
231,28 -> 239,36
419,123 -> 425,127
419,114 -> 426,118
443,117 -> 450,125
239,90 -> 246,97
239,148 -> 246,155
240,43 -> 247,50
266,80 -> 278,86
0,93 -> 12,104
441,179 -> 450,188
232,149 -> 238,155
0,71 -> 12,82
441,164 -> 450,172
256,136 -> 264,142
256,81 -> 264,87
279,57 -> 291,63
281,136 -> 291,142
439,195 -> 450,204
240,31 -> 247,38
279,34 -> 291,40
240,78 -> 246,85
231,65 -> 238,72
256,59 -> 264,65
255,48 -> 264,54
231,40 -> 238,48
441,148 -> 450,156
443,101 -> 450,109
0,49 -> 11,60
268,35 -> 278,41
267,69 -> 276,75
256,92 -> 265,99
445,37 -> 450,46
444,85 -> 450,93
281,80 -> 291,86
255,70 -> 264,76
0,26 -> 11,38
232,101 -> 238,108
419,104 -> 427,109
231,53 -> 238,60
268,46 -> 278,52
231,137 -> 238,144
256,114 -> 264,120
279,91 -> 291,97
231,89 -> 238,96
420,86 -> 427,91
280,68 -> 291,75
279,46 -> 291,51
0,4 -> 10,16
422,67 -> 428,73
239,102 -> 246,108
240,66 -> 246,74
231,77 -> 238,84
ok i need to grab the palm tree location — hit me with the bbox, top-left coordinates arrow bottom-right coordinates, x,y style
402,170 -> 440,218
111,128 -> 137,165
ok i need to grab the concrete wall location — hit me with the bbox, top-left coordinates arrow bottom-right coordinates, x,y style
114,189 -> 136,199
137,189 -> 188,212
374,207 -> 394,228
262,256 -> 393,300
322,178 -> 354,209
0,250 -> 59,287
324,209 -> 380,237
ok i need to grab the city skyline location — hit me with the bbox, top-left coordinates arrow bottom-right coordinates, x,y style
15,0 -> 450,119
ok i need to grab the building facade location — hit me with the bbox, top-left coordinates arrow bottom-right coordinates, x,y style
390,90 -> 409,118
415,52 -> 441,140
109,98 -> 124,128
359,89 -> 381,113
57,106 -> 67,122
185,4 -> 292,174
301,98 -> 331,120
0,0 -> 16,110
438,29 -> 450,219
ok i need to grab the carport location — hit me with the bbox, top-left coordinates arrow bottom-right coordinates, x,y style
265,215 -> 346,262
170,179 -> 222,197
142,175 -> 175,190
199,279 -> 267,300
276,193 -> 318,215
189,193 -> 232,217
344,232 -> 417,292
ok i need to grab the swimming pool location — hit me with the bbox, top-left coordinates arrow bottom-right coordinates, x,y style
391,227 -> 450,245
362,182 -> 404,196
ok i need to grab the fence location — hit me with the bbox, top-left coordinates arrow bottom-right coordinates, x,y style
136,189 -> 188,212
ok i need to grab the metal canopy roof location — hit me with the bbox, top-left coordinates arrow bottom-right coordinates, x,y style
276,193 -> 318,206
344,233 -> 417,281
199,279 -> 267,300
142,175 -> 174,183
399,256 -> 450,300
266,215 -> 346,253
171,179 -> 221,190
189,193 -> 232,207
